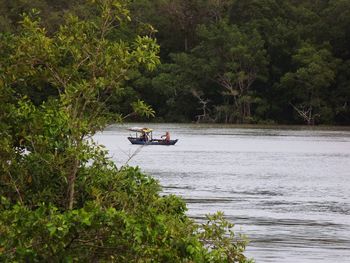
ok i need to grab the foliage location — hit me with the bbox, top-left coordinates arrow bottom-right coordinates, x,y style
1,0 -> 349,124
0,167 -> 252,262
193,20 -> 268,123
1,0 -> 161,209
199,212 -> 251,262
0,1 -> 252,262
129,0 -> 349,124
280,43 -> 339,124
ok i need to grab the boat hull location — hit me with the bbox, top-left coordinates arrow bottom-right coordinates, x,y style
128,137 -> 178,145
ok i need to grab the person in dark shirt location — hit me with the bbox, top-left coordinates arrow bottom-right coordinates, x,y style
140,131 -> 148,141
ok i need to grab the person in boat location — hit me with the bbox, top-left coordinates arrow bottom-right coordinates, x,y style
161,131 -> 170,142
140,131 -> 148,141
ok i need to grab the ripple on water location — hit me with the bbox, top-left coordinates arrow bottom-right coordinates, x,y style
96,124 -> 350,263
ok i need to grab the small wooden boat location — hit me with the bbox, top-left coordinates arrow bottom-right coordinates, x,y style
127,137 -> 178,145
127,127 -> 178,145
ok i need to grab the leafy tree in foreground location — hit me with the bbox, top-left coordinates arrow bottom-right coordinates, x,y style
0,0 -> 252,262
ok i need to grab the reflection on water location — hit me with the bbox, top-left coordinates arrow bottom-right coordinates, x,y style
95,124 -> 350,263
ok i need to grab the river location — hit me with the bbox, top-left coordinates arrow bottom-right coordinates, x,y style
94,124 -> 350,263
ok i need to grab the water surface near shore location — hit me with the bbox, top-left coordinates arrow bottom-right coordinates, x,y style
95,124 -> 350,263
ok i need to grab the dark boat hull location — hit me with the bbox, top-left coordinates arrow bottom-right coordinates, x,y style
128,137 -> 178,145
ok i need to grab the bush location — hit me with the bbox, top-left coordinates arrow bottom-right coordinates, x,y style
1,166 -> 252,263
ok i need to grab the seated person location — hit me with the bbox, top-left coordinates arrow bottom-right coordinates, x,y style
140,132 -> 148,141
161,131 -> 170,142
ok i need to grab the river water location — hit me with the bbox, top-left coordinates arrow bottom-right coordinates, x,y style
95,124 -> 350,263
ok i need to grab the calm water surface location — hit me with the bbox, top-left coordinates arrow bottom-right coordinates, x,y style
95,124 -> 350,263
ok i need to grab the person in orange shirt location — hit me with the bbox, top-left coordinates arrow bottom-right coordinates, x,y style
161,131 -> 170,142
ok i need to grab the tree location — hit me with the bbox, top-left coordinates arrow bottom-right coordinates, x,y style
280,43 -> 339,124
193,20 -> 268,123
151,52 -> 203,122
1,0 -> 158,209
0,0 -> 159,210
0,0 -> 84,33
319,0 -> 350,60
332,60 -> 350,124
0,1 -> 252,261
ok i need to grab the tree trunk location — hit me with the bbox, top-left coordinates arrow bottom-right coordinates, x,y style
67,158 -> 79,209
243,101 -> 251,123
184,36 -> 188,51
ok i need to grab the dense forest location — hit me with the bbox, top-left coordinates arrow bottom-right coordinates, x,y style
1,0 -> 349,125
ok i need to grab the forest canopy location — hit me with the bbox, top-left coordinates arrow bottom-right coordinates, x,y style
1,0 -> 349,125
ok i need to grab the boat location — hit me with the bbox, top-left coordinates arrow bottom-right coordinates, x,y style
127,127 -> 178,145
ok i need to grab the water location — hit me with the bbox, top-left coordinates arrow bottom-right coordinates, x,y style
94,124 -> 350,263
